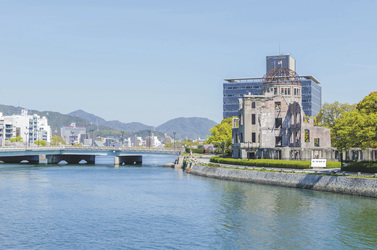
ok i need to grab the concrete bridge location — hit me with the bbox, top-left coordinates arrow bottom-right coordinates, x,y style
0,146 -> 182,165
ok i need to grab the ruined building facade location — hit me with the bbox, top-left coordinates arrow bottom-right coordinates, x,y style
232,68 -> 333,160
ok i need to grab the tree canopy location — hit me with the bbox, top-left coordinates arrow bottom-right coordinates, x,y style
205,117 -> 233,154
7,136 -> 23,143
333,92 -> 377,151
315,101 -> 356,128
34,140 -> 47,146
50,135 -> 66,146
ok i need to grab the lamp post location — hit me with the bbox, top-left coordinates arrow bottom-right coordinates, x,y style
25,126 -> 29,147
149,130 -> 151,148
173,132 -> 176,153
71,131 -> 75,145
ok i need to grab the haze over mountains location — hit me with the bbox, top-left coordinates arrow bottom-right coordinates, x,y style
68,109 -> 216,139
0,104 -> 217,139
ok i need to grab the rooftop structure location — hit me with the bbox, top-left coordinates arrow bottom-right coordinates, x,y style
223,54 -> 322,119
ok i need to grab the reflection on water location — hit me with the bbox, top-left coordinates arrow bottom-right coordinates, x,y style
0,156 -> 377,249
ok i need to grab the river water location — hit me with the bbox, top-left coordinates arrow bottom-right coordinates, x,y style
1,155 -> 377,249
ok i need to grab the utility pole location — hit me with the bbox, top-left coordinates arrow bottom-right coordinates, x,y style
173,132 -> 176,153
148,130 -> 151,148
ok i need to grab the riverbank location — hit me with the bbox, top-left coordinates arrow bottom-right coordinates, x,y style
188,164 -> 377,198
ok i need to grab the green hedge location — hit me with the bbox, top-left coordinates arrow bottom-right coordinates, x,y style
341,161 -> 377,173
210,157 -> 341,169
185,148 -> 205,154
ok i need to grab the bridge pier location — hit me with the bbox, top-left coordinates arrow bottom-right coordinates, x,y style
0,155 -> 40,164
114,155 -> 142,166
46,154 -> 95,164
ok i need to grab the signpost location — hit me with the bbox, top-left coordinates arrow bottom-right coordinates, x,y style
311,159 -> 327,169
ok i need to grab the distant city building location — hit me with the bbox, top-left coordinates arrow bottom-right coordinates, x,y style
146,133 -> 162,147
131,136 -> 144,146
61,123 -> 86,145
223,54 -> 321,119
104,138 -> 120,147
162,133 -> 172,144
0,109 -> 51,146
123,137 -> 132,147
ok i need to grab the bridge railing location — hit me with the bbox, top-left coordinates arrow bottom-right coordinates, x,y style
0,146 -> 183,154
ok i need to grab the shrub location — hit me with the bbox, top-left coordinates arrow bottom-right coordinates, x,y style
210,157 -> 341,169
341,161 -> 377,173
185,148 -> 205,154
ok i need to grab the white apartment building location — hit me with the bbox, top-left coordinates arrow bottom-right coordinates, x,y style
0,109 -> 51,146
61,123 -> 86,145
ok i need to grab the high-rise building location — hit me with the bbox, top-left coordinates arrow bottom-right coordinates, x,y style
223,54 -> 321,119
266,54 -> 296,72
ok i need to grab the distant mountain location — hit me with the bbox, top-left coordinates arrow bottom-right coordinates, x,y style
156,117 -> 217,139
68,109 -> 107,126
69,110 -> 217,139
68,110 -> 154,132
0,105 -> 218,140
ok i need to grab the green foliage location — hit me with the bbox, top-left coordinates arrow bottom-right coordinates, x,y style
210,156 -> 341,169
316,102 -> 356,128
185,148 -> 205,154
356,91 -> 377,114
205,117 -> 233,155
34,140 -> 47,146
50,135 -> 66,146
333,92 -> 377,151
7,136 -> 23,143
341,161 -> 377,173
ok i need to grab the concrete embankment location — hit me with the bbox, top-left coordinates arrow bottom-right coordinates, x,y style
189,165 -> 377,198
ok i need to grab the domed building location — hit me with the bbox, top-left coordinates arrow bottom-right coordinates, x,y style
231,68 -> 332,161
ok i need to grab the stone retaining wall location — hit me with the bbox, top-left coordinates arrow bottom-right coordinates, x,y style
190,165 -> 377,198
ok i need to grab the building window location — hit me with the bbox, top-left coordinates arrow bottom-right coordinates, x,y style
305,129 -> 310,142
252,102 -> 255,108
290,132 -> 294,144
275,118 -> 282,129
275,136 -> 282,147
252,133 -> 256,143
274,88 -> 277,95
240,133 -> 243,143
252,114 -> 256,125
275,102 -> 281,111
314,138 -> 320,147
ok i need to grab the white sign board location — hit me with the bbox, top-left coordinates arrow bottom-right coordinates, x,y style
311,159 -> 327,168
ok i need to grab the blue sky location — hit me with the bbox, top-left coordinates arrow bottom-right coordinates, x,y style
0,0 -> 376,126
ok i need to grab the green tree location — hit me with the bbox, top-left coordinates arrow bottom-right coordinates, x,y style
205,117 -> 233,155
333,92 -> 377,152
356,91 -> 377,114
8,136 -> 23,143
315,101 -> 356,128
51,135 -> 66,146
34,140 -> 47,146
